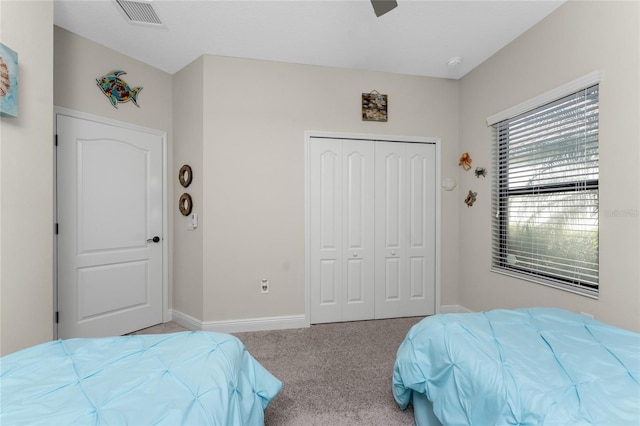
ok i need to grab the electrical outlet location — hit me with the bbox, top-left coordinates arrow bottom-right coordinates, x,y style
260,279 -> 269,294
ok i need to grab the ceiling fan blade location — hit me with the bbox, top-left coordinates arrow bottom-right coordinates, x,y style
371,0 -> 398,17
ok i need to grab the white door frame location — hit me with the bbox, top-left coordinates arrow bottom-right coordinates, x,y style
53,107 -> 169,338
304,131 -> 442,326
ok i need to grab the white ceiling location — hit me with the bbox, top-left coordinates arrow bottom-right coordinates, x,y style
54,0 -> 566,79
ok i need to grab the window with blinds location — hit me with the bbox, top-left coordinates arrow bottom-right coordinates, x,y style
491,85 -> 599,297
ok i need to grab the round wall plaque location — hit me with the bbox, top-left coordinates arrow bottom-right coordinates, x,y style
179,193 -> 192,216
179,165 -> 193,188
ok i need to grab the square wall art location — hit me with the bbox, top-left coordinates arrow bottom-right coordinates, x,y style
0,43 -> 18,118
362,91 -> 387,122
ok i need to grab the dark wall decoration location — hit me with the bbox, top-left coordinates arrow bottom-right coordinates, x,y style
362,90 -> 388,122
179,193 -> 193,216
179,165 -> 192,188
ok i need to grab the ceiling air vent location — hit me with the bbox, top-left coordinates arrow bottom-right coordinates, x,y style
116,0 -> 163,26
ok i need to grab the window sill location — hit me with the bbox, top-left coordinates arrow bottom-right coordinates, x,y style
490,267 -> 599,299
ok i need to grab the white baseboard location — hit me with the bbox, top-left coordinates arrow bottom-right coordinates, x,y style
170,309 -> 308,334
170,309 -> 202,331
171,306 -> 471,334
439,304 -> 472,314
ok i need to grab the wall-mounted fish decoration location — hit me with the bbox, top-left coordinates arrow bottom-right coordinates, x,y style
96,70 -> 142,109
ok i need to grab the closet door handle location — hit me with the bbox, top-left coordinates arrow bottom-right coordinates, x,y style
391,251 -> 396,256
353,252 -> 358,257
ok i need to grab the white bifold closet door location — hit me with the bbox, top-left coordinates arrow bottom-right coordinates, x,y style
309,137 -> 436,324
309,139 -> 376,323
374,142 -> 436,319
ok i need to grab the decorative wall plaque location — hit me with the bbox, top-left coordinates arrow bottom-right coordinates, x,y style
179,165 -> 192,187
0,43 -> 18,117
362,90 -> 387,122
96,70 -> 142,109
179,193 -> 193,216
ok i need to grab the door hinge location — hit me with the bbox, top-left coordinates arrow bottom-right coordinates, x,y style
55,134 -> 58,146
55,223 -> 59,234
55,311 -> 59,323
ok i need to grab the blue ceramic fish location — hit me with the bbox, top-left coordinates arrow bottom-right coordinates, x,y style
96,71 -> 142,108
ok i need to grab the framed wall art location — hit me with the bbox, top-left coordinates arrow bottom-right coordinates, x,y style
0,43 -> 19,118
362,90 -> 387,122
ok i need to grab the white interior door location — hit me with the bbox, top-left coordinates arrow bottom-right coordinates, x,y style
309,138 -> 375,323
56,113 -> 164,339
375,142 -> 436,318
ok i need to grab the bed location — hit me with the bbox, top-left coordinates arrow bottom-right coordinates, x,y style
393,308 -> 640,425
0,331 -> 282,425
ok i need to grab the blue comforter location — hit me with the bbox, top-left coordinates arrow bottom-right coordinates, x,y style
1,331 -> 282,425
393,308 -> 640,425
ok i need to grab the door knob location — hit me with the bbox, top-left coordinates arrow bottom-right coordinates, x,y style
147,236 -> 160,243
391,251 -> 396,256
353,252 -> 358,257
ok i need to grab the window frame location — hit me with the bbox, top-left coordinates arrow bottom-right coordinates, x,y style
488,73 -> 600,298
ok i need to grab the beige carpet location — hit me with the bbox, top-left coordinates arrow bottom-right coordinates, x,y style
135,317 -> 423,425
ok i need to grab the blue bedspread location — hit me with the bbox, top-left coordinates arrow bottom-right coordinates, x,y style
1,331 -> 282,425
393,308 -> 640,425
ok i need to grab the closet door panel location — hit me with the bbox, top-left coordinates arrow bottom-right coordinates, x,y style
409,153 -> 426,248
375,142 -> 436,319
346,259 -> 364,302
342,140 -> 375,321
375,142 -> 406,318
410,256 -> 425,299
383,152 -> 402,249
404,143 -> 436,314
310,138 -> 374,323
310,140 -> 343,323
319,259 -> 339,304
346,152 -> 365,248
385,258 -> 401,300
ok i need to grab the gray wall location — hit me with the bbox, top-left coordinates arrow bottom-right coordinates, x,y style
172,55 -> 460,323
458,0 -> 640,331
1,1 -> 54,356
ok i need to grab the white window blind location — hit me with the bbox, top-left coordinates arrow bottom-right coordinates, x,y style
491,85 -> 599,297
